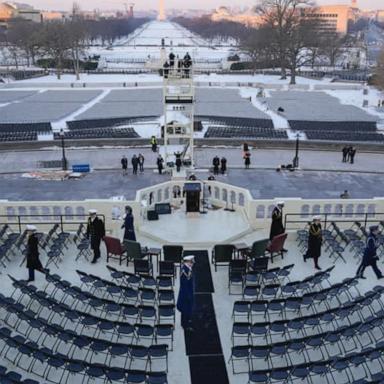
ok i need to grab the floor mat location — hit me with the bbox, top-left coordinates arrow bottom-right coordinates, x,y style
189,355 -> 230,384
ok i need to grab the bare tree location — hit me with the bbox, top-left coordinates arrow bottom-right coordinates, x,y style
70,2 -> 87,80
241,26 -> 276,73
40,21 -> 72,79
374,49 -> 384,91
256,0 -> 314,79
320,33 -> 348,68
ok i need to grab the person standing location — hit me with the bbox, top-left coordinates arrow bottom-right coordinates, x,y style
121,155 -> 128,175
122,206 -> 136,242
342,146 -> 348,163
356,225 -> 383,280
174,151 -> 182,172
269,202 -> 285,241
150,136 -> 158,153
169,52 -> 175,67
220,157 -> 227,175
304,216 -> 323,270
26,225 -> 45,282
131,154 -> 139,175
177,255 -> 195,331
212,156 -> 220,175
138,153 -> 145,173
244,151 -> 251,169
157,154 -> 164,174
349,147 -> 356,164
87,209 -> 105,264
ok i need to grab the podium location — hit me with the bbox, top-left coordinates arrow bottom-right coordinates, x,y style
184,183 -> 201,213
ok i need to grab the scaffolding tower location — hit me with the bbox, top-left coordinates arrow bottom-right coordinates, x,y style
162,60 -> 194,173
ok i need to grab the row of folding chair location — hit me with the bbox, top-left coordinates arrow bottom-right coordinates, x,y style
232,309 -> 384,356
231,319 -> 384,375
0,328 -> 168,384
242,264 -> 295,286
78,269 -> 174,297
242,266 -> 335,300
232,291 -> 383,345
0,309 -> 169,372
11,277 -> 175,328
245,343 -> 384,384
0,229 -> 27,268
2,287 -> 174,349
65,272 -> 175,310
0,365 -> 39,384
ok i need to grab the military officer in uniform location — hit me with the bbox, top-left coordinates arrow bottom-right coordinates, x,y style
177,255 -> 195,331
304,216 -> 323,270
356,225 -> 383,279
25,225 -> 46,282
269,201 -> 285,241
86,209 -> 105,264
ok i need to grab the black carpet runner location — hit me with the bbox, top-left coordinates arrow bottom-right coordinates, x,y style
182,250 -> 229,384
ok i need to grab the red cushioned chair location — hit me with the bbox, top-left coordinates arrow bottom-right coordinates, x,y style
266,233 -> 288,263
104,236 -> 128,266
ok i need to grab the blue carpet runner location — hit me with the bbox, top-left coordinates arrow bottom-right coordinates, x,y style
182,250 -> 229,384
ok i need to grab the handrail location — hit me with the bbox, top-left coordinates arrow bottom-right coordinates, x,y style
284,212 -> 384,230
0,214 -> 105,233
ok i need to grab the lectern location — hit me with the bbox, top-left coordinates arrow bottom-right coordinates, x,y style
184,183 -> 201,213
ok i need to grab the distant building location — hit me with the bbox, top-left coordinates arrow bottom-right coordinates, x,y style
377,10 -> 384,23
303,5 -> 351,35
0,2 -> 41,23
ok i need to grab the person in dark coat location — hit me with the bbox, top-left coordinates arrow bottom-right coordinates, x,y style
269,202 -> 285,241
349,147 -> 356,164
157,154 -> 164,174
243,142 -> 249,153
122,206 -> 136,242
220,157 -> 227,175
177,255 -> 195,330
342,146 -> 348,162
304,216 -> 323,270
131,154 -> 139,175
174,151 -> 182,172
244,151 -> 251,169
138,153 -> 145,173
212,156 -> 220,175
169,52 -> 175,67
356,225 -> 383,279
26,225 -> 45,282
86,209 -> 105,264
163,61 -> 170,78
121,155 -> 128,175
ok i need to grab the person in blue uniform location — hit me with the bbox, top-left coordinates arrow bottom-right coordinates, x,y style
269,201 -> 285,241
122,206 -> 136,242
356,225 -> 383,279
177,255 -> 195,331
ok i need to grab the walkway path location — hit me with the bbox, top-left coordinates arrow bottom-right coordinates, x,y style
0,146 -> 382,174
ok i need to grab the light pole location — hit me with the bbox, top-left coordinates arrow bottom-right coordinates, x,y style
292,133 -> 300,168
59,129 -> 67,171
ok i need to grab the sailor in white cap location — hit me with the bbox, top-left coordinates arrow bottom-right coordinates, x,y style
25,225 -> 45,282
86,209 -> 105,264
304,216 -> 323,270
177,255 -> 195,331
269,201 -> 285,241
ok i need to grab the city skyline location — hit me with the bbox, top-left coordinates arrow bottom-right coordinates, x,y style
14,0 -> 383,12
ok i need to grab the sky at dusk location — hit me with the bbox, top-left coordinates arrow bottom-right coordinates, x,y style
22,0 -> 381,12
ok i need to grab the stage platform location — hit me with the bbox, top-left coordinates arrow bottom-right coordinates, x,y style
138,207 -> 251,247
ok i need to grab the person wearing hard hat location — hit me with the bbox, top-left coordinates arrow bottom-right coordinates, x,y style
177,255 -> 195,331
26,225 -> 45,282
86,209 -> 105,264
304,216 -> 323,270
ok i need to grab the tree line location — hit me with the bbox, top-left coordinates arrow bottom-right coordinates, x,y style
0,16 -> 148,79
